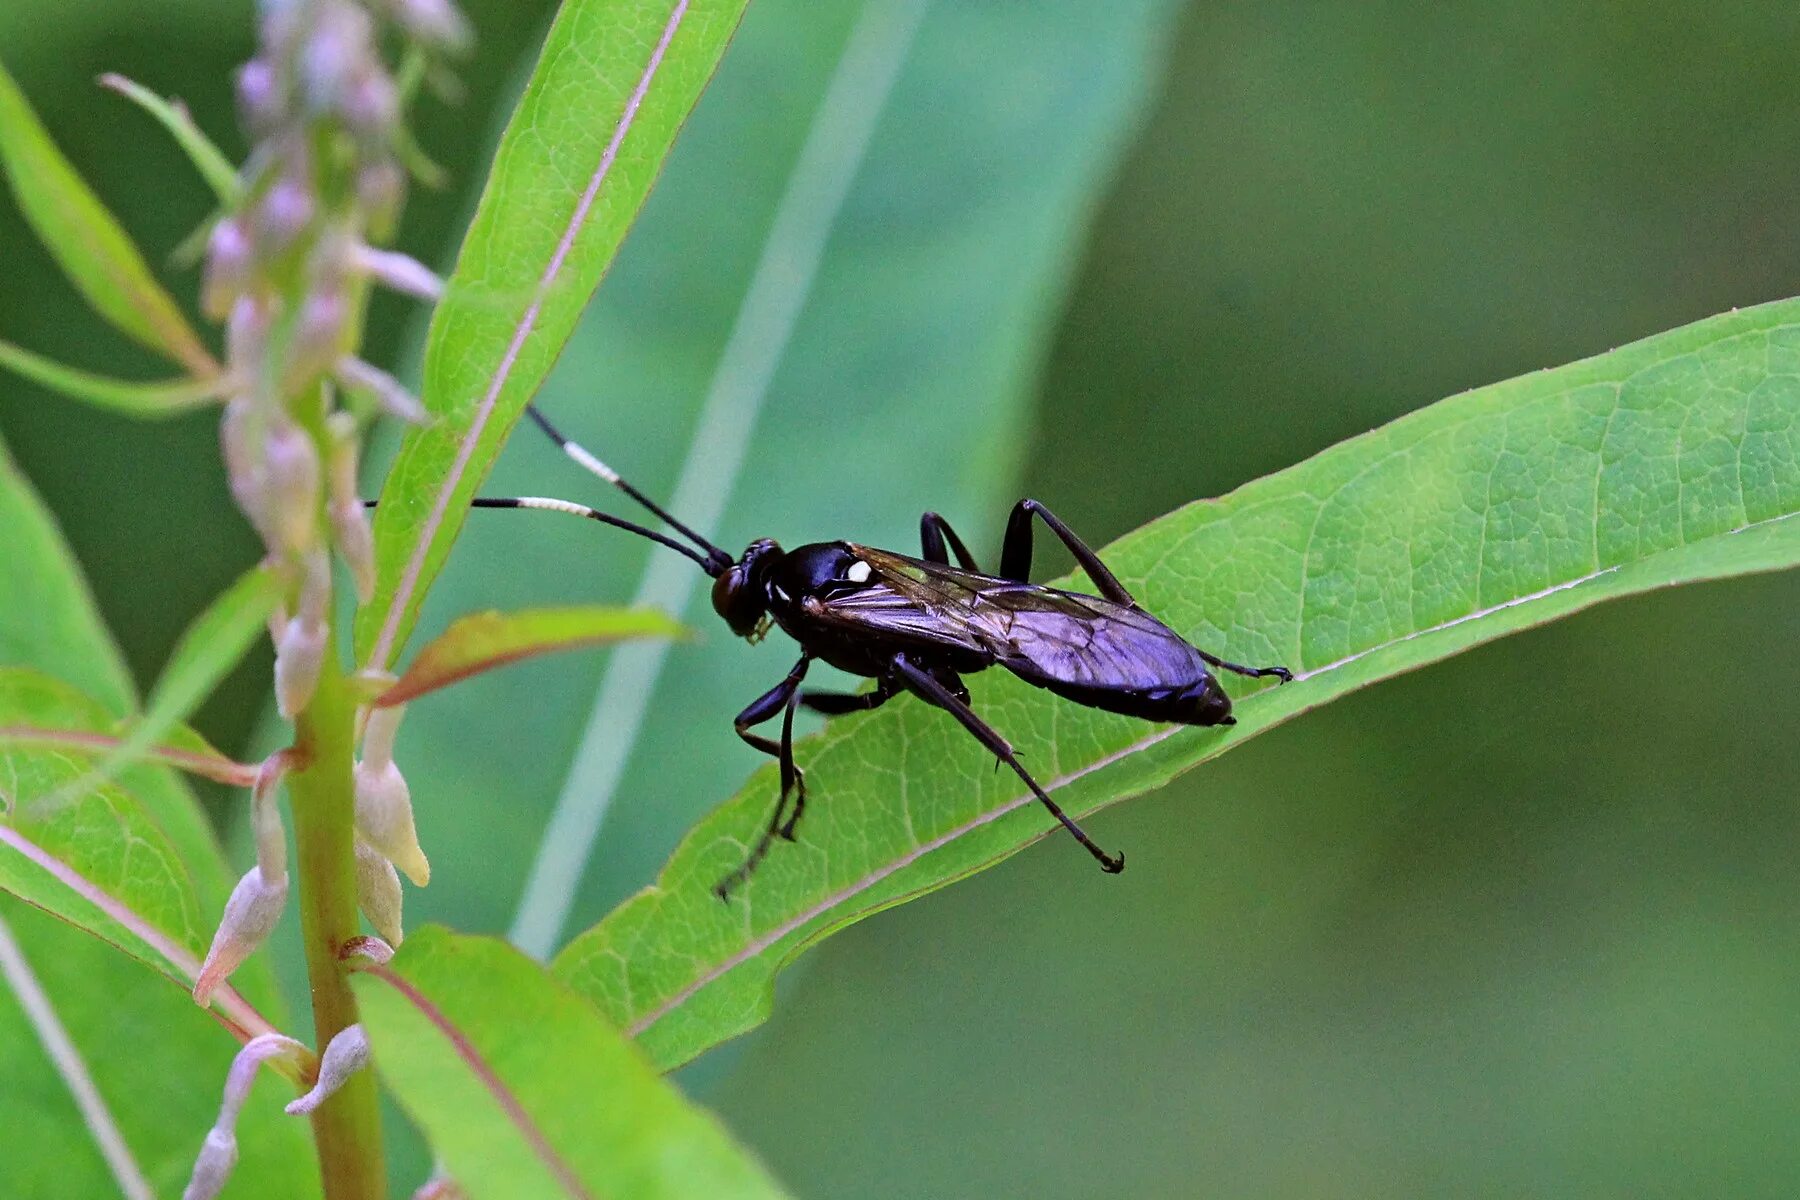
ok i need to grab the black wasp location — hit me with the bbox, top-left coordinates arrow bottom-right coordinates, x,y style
474,406 -> 1293,898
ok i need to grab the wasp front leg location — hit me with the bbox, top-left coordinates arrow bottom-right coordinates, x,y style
719,655 -> 812,898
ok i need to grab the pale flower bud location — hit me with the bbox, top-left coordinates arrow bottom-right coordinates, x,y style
355,705 -> 428,884
342,69 -> 398,140
352,245 -> 443,302
202,218 -> 253,321
256,173 -> 315,256
195,866 -> 289,1005
332,498 -> 376,603
183,1032 -> 304,1200
274,616 -> 326,719
357,160 -> 406,235
354,839 -> 404,946
361,700 -> 401,768
262,420 -> 321,556
288,284 -> 349,388
325,412 -> 374,600
220,398 -> 268,535
334,356 -> 427,424
389,0 -> 472,51
224,294 -> 271,378
286,1024 -> 371,1115
234,57 -> 281,138
181,1127 -> 238,1200
251,752 -> 291,882
354,757 -> 428,886
300,3 -> 376,116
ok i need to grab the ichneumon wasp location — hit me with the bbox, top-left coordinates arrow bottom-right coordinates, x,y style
465,405 -> 1293,898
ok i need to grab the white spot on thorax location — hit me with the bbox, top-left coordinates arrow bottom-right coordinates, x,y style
845,560 -> 872,584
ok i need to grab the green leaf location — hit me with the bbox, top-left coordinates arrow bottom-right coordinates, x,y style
125,564 -> 282,763
59,562 -> 282,807
378,0 -> 1184,980
555,296 -> 1800,1069
0,272 -> 309,1200
357,0 -> 752,671
0,56 -> 212,374
0,434 -> 136,715
353,927 -> 791,1200
0,338 -> 216,417
0,670 -> 256,788
0,434 -> 246,924
0,899 -> 319,1200
0,669 -> 206,973
377,606 -> 684,707
97,73 -> 240,206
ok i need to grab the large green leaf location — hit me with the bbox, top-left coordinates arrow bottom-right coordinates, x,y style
0,434 -> 314,1195
555,297 -> 1800,1068
383,0 -> 1184,979
357,0 -> 752,671
352,927 -> 791,1199
0,56 -> 212,374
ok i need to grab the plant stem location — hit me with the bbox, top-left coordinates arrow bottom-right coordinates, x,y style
289,628 -> 387,1200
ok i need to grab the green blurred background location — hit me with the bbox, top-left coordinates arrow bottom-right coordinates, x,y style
5,2 -> 1800,1196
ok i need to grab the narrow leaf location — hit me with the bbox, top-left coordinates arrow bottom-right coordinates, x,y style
357,0 -> 753,670
555,296 -> 1800,1069
0,669 -> 256,788
0,441 -> 309,1191
89,562 -> 282,789
0,338 -> 216,417
0,899 -> 318,1200
97,73 -> 240,205
377,606 -> 683,707
0,57 -> 212,373
0,434 -> 135,714
0,433 -> 241,910
352,928 -> 792,1200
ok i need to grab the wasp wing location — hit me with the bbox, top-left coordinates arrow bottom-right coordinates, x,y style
818,547 -> 1209,691
801,546 -> 992,653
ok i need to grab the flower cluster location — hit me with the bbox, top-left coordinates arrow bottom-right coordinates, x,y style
183,4 -> 463,1193
193,0 -> 458,1010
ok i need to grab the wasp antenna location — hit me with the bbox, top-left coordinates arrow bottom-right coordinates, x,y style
362,495 -> 722,574
474,497 -> 722,574
525,404 -> 730,570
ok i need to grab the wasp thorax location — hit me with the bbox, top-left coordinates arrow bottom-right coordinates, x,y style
713,539 -> 781,638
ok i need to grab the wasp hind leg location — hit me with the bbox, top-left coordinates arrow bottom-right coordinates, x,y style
1195,648 -> 1294,683
998,498 -> 1135,605
719,655 -> 811,899
890,653 -> 1124,874
919,511 -> 983,570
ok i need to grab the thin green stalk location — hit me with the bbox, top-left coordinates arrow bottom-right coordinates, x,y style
288,631 -> 386,1200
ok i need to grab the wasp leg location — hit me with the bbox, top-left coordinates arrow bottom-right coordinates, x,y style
998,498 -> 1135,605
890,653 -> 1124,874
919,512 -> 983,571
719,655 -> 811,899
1195,649 -> 1294,683
803,676 -> 900,716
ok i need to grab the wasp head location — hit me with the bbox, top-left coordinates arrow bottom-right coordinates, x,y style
712,538 -> 781,639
